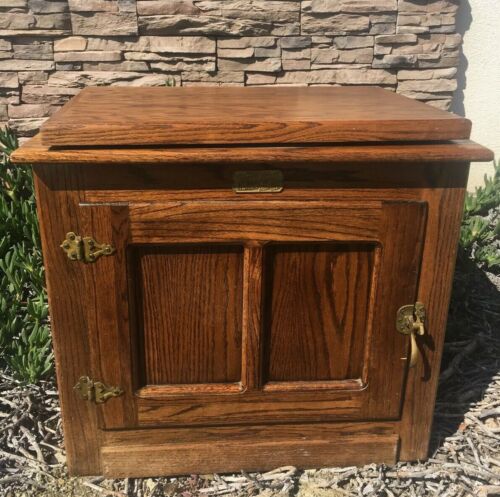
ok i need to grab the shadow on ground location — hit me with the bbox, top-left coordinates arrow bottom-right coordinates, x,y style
430,249 -> 500,453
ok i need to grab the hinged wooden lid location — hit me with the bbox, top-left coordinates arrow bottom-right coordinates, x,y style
39,86 -> 471,147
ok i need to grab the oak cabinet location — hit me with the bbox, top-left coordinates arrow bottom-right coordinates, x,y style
12,87 -> 493,477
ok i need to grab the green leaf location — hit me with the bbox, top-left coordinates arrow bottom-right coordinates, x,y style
0,126 -> 52,382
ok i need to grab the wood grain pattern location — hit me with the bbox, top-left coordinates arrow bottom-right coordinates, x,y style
101,433 -> 399,477
399,165 -> 470,460
103,421 -> 398,445
128,201 -> 382,244
30,144 -> 476,476
32,166 -> 101,475
136,393 -> 364,426
80,205 -> 137,430
136,245 -> 243,386
38,87 -> 471,146
137,383 -> 243,397
102,421 -> 400,476
75,162 -> 474,205
366,201 -> 427,418
12,135 -> 493,165
241,244 -> 264,390
264,244 -> 375,382
130,200 -> 426,428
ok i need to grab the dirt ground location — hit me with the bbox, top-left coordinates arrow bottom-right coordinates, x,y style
1,266 -> 499,497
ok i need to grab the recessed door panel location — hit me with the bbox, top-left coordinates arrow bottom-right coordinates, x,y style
135,245 -> 244,386
264,243 -> 375,383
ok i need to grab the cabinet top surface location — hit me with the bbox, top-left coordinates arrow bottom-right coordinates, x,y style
38,86 -> 471,147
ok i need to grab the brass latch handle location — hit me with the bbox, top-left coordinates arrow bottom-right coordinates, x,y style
396,302 -> 426,368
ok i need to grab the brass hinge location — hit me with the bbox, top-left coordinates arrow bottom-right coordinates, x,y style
60,232 -> 115,264
74,376 -> 123,404
396,302 -> 426,368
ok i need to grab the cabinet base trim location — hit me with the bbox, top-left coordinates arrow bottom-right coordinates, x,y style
100,423 -> 400,478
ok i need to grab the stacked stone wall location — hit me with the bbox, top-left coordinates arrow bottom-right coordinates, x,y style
0,0 -> 461,136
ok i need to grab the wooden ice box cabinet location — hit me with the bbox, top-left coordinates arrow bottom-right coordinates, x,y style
12,87 -> 493,477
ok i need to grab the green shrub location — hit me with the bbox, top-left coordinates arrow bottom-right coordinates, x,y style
0,126 -> 52,382
460,162 -> 500,273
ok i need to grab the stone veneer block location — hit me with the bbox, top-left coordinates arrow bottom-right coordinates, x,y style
136,1 -> 201,16
334,36 -> 374,49
8,103 -> 54,119
0,72 -> 19,89
301,13 -> 370,35
147,36 -> 215,54
54,51 -> 123,63
218,57 -> 282,72
29,1 -> 69,14
308,0 -> 397,13
398,78 -> 458,92
0,60 -> 55,71
3,1 -> 28,7
71,13 -> 138,36
139,15 -> 300,36
181,70 -> 245,83
218,37 -> 277,49
398,0 -> 459,13
54,37 -> 88,52
12,40 -> 53,60
397,68 -> 457,80
68,0 -> 135,13
275,68 -> 396,85
150,57 -> 216,72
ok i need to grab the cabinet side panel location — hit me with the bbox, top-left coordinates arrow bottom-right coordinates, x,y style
33,165 -> 101,475
136,245 -> 244,385
399,164 -> 470,460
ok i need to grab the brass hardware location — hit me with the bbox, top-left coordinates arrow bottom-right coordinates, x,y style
396,302 -> 426,368
74,376 -> 123,404
60,232 -> 115,263
233,170 -> 284,193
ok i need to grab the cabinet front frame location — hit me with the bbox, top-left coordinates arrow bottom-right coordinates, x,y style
32,160 -> 470,475
76,194 -> 427,430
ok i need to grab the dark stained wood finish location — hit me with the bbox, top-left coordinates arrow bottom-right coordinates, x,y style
18,86 -> 493,477
87,199 -> 423,429
264,244 -> 375,382
38,87 -> 471,146
103,420 -> 398,445
80,205 -> 136,430
241,244 -> 265,391
73,162 -> 479,205
12,135 -> 494,166
100,422 -> 399,476
101,422 -> 399,477
135,245 -> 243,386
71,161 -> 483,205
399,164 -> 470,460
366,201 -> 427,418
32,166 -> 101,475
29,158 -> 474,475
101,436 -> 397,478
128,201 -> 382,244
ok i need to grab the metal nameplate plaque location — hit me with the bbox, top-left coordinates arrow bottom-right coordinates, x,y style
233,170 -> 284,193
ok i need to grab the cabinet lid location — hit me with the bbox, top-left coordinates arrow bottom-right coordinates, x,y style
39,86 -> 471,147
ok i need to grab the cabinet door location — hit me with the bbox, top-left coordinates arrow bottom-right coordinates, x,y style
79,200 -> 427,430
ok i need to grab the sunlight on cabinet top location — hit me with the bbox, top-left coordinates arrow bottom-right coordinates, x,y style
37,86 -> 472,147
